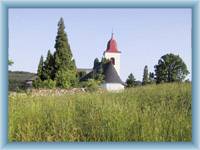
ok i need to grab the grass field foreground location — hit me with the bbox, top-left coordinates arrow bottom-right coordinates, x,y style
9,83 -> 192,142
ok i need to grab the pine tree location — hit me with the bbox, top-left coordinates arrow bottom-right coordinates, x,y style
101,57 -> 110,65
142,65 -> 149,85
126,73 -> 136,87
43,50 -> 55,80
54,17 -> 77,88
37,55 -> 44,80
94,63 -> 104,83
93,58 -> 100,69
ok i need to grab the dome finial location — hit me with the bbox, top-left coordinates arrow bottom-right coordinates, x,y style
111,28 -> 114,39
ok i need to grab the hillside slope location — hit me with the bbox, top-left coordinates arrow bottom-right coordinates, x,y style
9,71 -> 36,91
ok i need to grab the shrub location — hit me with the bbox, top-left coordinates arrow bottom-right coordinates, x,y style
43,79 -> 56,89
33,79 -> 56,89
32,78 -> 43,89
80,79 -> 100,92
55,70 -> 77,88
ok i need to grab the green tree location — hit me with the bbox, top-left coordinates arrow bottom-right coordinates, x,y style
126,73 -> 136,87
101,57 -> 110,65
32,78 -> 43,89
43,50 -> 55,80
42,79 -> 56,89
93,58 -> 100,69
154,53 -> 189,83
80,79 -> 100,92
55,69 -> 77,88
91,57 -> 106,83
37,56 -> 44,80
142,65 -> 149,85
94,63 -> 104,83
54,17 -> 77,88
78,71 -> 86,80
149,72 -> 155,84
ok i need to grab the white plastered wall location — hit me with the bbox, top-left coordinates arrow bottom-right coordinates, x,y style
104,52 -> 121,76
101,83 -> 124,91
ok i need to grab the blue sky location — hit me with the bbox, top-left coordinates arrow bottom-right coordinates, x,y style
9,8 -> 192,81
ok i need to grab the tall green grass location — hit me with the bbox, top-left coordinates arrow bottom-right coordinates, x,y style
9,83 -> 192,142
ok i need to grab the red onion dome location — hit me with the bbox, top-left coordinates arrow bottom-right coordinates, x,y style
106,33 -> 119,52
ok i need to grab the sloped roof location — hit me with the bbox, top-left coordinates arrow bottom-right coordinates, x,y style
103,62 -> 124,84
80,62 -> 125,85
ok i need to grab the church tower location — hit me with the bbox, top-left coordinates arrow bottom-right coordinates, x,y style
103,33 -> 121,76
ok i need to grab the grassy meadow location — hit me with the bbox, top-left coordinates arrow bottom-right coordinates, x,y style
9,83 -> 192,142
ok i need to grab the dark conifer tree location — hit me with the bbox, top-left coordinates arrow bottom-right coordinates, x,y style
142,65 -> 149,85
126,73 -> 136,87
37,55 -> 44,80
54,17 -> 77,88
93,58 -> 100,69
94,63 -> 104,83
44,50 -> 55,80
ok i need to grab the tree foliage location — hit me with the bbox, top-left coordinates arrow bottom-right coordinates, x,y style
154,53 -> 189,83
78,71 -> 86,80
80,79 -> 100,92
149,72 -> 155,84
37,56 -> 44,80
126,73 -> 136,87
93,58 -> 100,69
54,17 -> 77,88
33,78 -> 56,89
88,57 -> 108,84
142,65 -> 149,85
94,63 -> 104,82
101,57 -> 110,64
43,50 -> 55,80
34,17 -> 78,89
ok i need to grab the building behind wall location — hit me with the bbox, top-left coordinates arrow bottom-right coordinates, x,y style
80,33 -> 125,91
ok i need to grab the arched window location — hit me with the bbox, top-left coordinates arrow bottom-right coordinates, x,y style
110,57 -> 115,65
